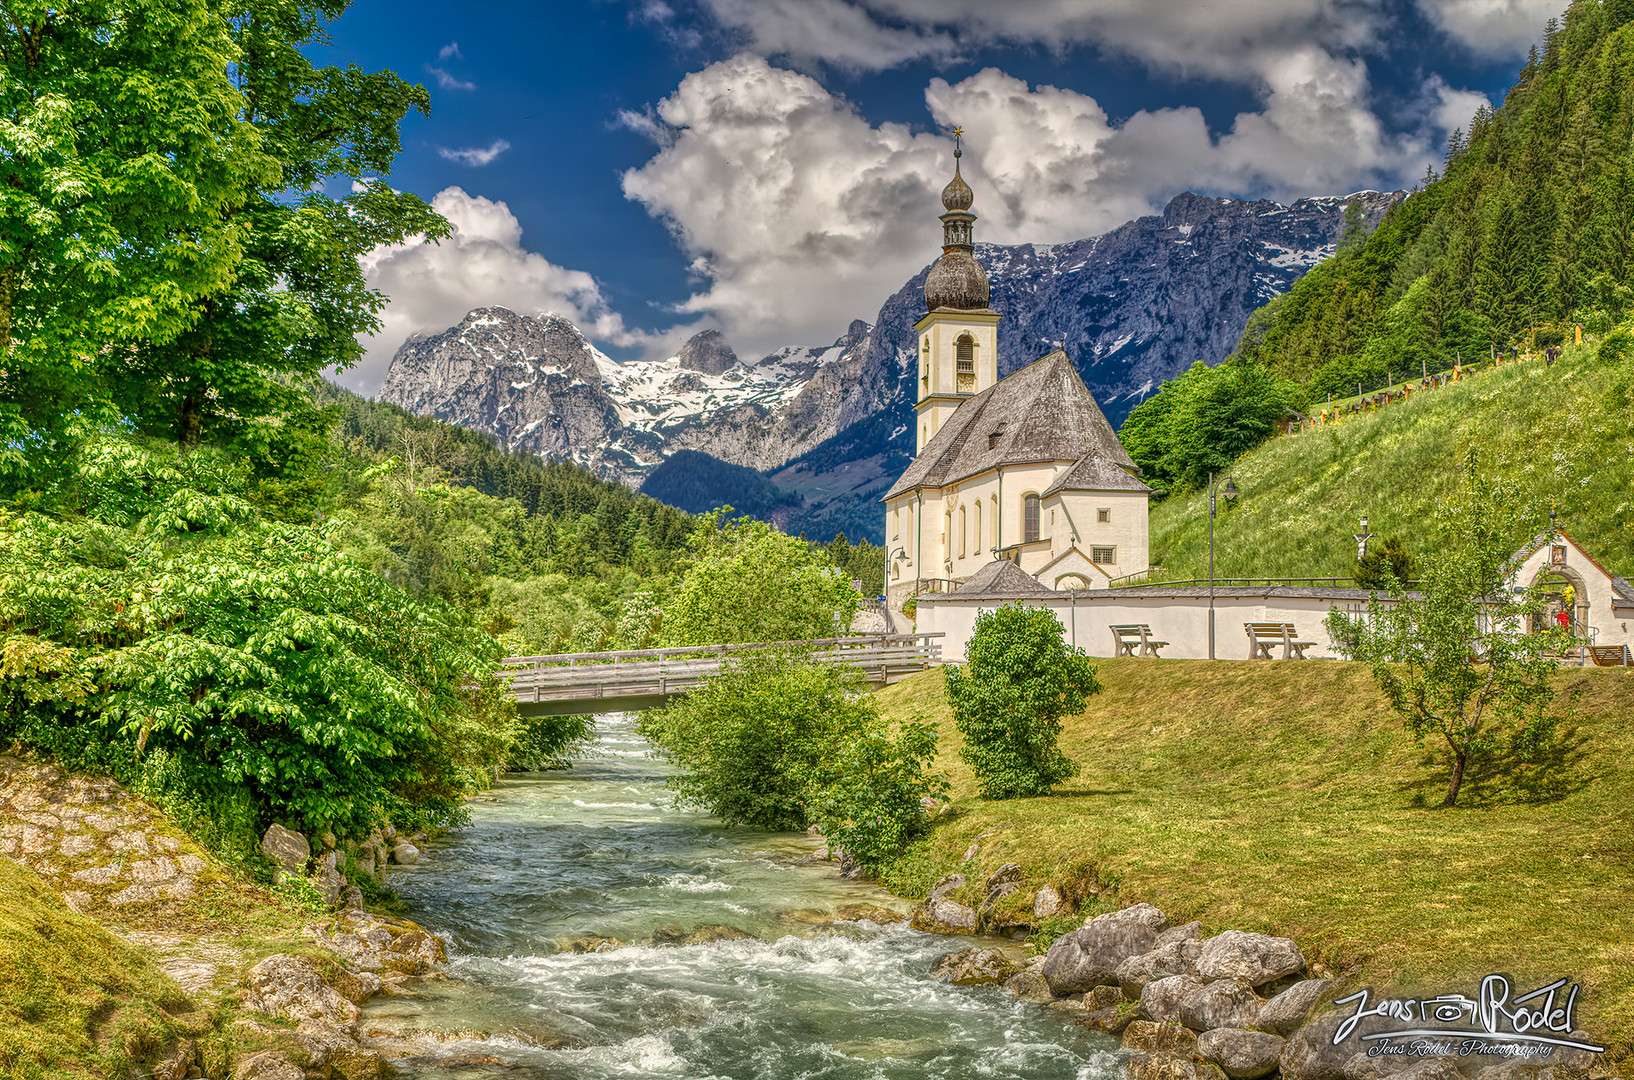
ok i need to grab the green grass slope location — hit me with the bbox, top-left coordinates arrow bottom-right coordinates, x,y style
0,858 -> 198,1077
1146,340 -> 1634,580
874,660 -> 1634,1069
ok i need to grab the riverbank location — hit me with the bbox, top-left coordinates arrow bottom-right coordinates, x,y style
0,756 -> 471,1077
870,659 -> 1634,1073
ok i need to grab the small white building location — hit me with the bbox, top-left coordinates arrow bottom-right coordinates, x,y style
884,142 -> 1149,609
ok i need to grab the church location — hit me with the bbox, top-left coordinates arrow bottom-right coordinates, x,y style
883,141 -> 1151,610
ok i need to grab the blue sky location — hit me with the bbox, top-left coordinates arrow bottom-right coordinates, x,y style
322,0 -> 1565,393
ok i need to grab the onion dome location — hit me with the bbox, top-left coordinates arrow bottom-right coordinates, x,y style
925,129 -> 990,311
926,251 -> 990,311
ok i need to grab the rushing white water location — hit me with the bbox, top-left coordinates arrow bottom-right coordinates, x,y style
376,713 -> 1123,1078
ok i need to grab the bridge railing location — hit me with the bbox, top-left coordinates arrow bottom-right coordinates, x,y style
500,633 -> 942,704
500,633 -> 940,673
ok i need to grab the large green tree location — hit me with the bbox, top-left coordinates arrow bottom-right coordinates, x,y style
0,0 -> 269,459
111,0 -> 447,457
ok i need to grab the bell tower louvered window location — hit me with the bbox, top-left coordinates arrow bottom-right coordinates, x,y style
956,334 -> 975,393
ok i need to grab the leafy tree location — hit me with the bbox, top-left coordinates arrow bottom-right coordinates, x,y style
1121,360 -> 1305,494
1354,536 -> 1416,589
1325,471 -> 1569,807
112,0 -> 447,471
944,604 -> 1099,799
0,435 -> 512,837
638,653 -> 942,870
662,510 -> 860,645
0,0 -> 271,464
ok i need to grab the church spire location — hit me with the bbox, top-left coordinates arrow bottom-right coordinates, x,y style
925,129 -> 988,311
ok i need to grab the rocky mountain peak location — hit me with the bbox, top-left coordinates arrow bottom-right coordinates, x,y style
677,329 -> 738,375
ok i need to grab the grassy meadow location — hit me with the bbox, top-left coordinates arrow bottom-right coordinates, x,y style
874,659 -> 1634,1067
1146,340 -> 1634,580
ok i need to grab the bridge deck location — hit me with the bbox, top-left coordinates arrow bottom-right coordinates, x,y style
501,634 -> 942,716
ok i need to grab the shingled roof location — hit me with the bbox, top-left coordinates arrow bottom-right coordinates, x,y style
884,350 -> 1146,500
951,558 -> 1053,597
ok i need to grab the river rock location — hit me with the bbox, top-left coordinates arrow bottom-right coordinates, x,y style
1124,1021 -> 1200,1055
294,1018 -> 392,1079
1033,884 -> 1070,920
1180,979 -> 1262,1032
1257,978 -> 1336,1035
233,1052 -> 305,1080
910,897 -> 979,934
1155,921 -> 1204,947
260,825 -> 309,878
1004,968 -> 1055,1003
649,923 -> 755,946
1280,1012 -> 1372,1080
340,885 -> 364,910
1081,1004 -> 1143,1034
1116,938 -> 1203,997
323,910 -> 449,975
1198,1028 -> 1286,1079
391,840 -> 421,865
1141,974 -> 1206,1024
1041,902 -> 1169,995
311,851 -> 345,907
1196,930 -> 1306,987
932,947 -> 1019,986
927,872 -> 967,900
1126,1052 -> 1229,1080
984,863 -> 1023,892
244,954 -> 359,1026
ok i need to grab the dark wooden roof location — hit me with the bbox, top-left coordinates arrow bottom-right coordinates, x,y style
885,350 -> 1145,500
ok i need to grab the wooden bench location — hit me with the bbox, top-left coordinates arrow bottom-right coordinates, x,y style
1110,624 -> 1168,658
1245,622 -> 1316,660
1588,644 -> 1630,667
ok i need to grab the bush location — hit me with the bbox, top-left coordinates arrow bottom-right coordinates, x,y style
0,436 -> 514,840
637,652 -> 942,869
506,714 -> 594,771
1354,536 -> 1416,589
944,604 -> 1100,799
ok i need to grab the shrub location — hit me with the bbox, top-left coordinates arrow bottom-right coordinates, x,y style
637,652 -> 942,868
1354,536 -> 1416,589
944,604 -> 1100,799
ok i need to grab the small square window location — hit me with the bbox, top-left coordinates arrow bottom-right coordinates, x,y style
1091,546 -> 1116,564
1097,507 -> 1111,523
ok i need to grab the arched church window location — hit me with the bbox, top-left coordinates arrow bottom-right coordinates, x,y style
973,500 -> 981,554
956,334 -> 975,393
959,507 -> 967,558
1023,494 -> 1041,543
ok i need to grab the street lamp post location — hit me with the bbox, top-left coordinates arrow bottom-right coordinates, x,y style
1208,472 -> 1238,660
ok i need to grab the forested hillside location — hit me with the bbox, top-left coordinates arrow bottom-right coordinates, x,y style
1238,0 -> 1634,393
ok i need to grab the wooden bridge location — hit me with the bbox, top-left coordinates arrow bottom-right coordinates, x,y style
501,633 -> 942,716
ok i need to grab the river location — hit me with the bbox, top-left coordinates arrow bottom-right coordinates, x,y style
369,712 -> 1123,1078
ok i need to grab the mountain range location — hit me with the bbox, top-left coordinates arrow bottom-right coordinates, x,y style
378,189 -> 1399,543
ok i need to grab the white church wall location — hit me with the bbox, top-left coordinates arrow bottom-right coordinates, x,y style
1510,535 -> 1634,649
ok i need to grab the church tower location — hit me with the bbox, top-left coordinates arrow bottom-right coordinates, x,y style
914,132 -> 1000,456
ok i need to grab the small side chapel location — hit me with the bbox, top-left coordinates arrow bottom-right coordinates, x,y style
883,140 -> 1151,609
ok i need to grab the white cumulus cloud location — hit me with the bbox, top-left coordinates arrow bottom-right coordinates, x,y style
437,139 -> 512,167
620,53 -> 1478,359
1415,0 -> 1566,57
348,187 -> 650,394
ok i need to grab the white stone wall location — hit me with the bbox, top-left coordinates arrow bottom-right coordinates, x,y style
1509,535 -> 1634,650
920,590 -> 1369,663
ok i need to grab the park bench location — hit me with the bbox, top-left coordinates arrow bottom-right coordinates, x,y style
1109,624 -> 1168,658
1244,622 -> 1315,660
1588,644 -> 1630,667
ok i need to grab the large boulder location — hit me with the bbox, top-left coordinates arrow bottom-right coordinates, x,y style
1124,1021 -> 1200,1055
390,840 -> 421,866
1126,1053 -> 1229,1080
243,954 -> 359,1026
322,910 -> 449,975
234,1053 -> 305,1080
1180,979 -> 1263,1032
927,872 -> 967,899
1196,930 -> 1306,987
1280,1013 -> 1370,1080
931,948 -> 1019,986
310,851 -> 345,907
1003,968 -> 1055,1003
911,897 -> 980,934
1199,1028 -> 1286,1079
260,825 -> 309,879
1156,921 -> 1204,947
1041,903 -> 1169,995
1033,884 -> 1070,920
1116,938 -> 1204,997
1257,979 -> 1336,1035
1141,974 -> 1206,1024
